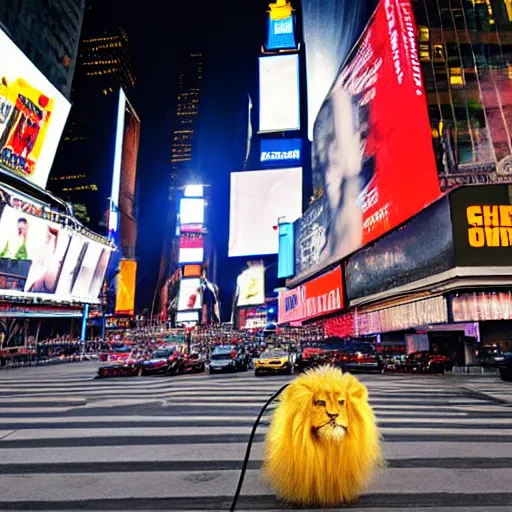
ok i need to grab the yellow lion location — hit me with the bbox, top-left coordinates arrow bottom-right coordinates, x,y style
263,365 -> 383,507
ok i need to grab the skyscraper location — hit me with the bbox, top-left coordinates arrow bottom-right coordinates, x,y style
0,0 -> 86,99
170,51 -> 203,190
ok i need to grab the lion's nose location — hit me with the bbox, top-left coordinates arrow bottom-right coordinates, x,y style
327,411 -> 338,419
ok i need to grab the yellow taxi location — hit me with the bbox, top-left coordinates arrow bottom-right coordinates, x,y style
255,348 -> 291,376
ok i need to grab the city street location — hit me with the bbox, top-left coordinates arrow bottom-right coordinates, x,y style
0,364 -> 511,511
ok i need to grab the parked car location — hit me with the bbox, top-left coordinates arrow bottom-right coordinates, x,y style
209,347 -> 248,374
492,353 -> 512,382
254,349 -> 291,376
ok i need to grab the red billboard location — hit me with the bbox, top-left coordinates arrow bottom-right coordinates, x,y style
308,0 -> 441,277
278,266 -> 344,324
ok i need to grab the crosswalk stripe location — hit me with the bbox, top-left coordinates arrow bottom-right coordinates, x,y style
0,362 -> 511,511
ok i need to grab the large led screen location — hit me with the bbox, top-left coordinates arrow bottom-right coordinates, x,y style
0,203 -> 110,303
115,259 -> 137,316
109,88 -> 140,256
178,278 -> 202,311
0,205 -> 70,294
0,29 -> 71,189
237,264 -> 265,307
295,0 -> 441,280
302,0 -> 377,140
259,54 -> 300,133
180,198 -> 205,225
229,168 -> 302,257
266,15 -> 296,51
179,232 -> 204,264
278,222 -> 294,279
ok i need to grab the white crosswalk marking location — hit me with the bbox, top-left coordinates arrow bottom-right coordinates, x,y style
0,363 -> 511,511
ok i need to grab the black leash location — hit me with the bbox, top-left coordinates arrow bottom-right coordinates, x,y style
229,383 -> 290,512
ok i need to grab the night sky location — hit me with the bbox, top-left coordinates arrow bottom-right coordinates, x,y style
84,0 -> 268,313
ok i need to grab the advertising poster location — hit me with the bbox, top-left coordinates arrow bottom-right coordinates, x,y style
236,264 -> 265,307
298,0 -> 441,280
71,242 -> 104,299
278,222 -> 294,279
346,196 -> 455,301
55,236 -> 88,298
180,198 -> 205,225
179,232 -> 204,264
259,54 -> 300,133
449,185 -> 512,267
0,205 -> 69,294
178,278 -> 202,311
0,29 -> 71,189
88,247 -> 111,300
115,259 -> 137,316
278,266 -> 343,324
266,15 -> 296,51
229,168 -> 302,257
260,138 -> 302,166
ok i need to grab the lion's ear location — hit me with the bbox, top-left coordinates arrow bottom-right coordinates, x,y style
344,374 -> 369,402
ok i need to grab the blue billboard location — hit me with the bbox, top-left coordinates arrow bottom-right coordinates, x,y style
260,138 -> 302,166
266,15 -> 296,51
278,222 -> 294,278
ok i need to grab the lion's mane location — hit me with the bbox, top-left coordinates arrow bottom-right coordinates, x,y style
263,365 -> 382,506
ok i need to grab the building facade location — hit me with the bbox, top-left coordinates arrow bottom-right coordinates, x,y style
170,51 -> 203,190
0,0 -> 86,99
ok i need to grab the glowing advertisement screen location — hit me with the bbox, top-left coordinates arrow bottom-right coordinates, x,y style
236,265 -> 265,307
259,54 -> 300,133
266,15 -> 296,50
180,198 -> 205,225
278,222 -> 294,279
229,168 -> 302,257
176,311 -> 200,323
0,204 -> 111,303
0,29 -> 71,189
296,0 -> 441,280
178,278 -> 202,311
260,138 -> 302,166
115,259 -> 137,316
179,232 -> 204,264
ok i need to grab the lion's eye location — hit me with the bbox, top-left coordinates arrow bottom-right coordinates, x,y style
314,400 -> 326,407
338,399 -> 345,406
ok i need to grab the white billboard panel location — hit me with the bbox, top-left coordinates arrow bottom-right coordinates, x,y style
229,167 -> 302,257
236,265 -> 265,307
180,198 -> 205,225
177,278 -> 202,311
259,54 -> 300,133
0,29 -> 71,189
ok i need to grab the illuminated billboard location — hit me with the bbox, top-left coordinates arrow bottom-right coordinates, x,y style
178,278 -> 202,311
0,29 -> 71,189
0,202 -> 111,303
180,198 -> 205,225
296,0 -> 441,280
259,54 -> 300,133
260,138 -> 301,166
109,89 -> 140,256
184,185 -> 204,197
229,168 -> 302,257
278,222 -> 294,279
115,259 -> 137,316
302,1 -> 377,140
236,264 -> 265,307
176,311 -> 200,324
266,15 -> 296,51
179,232 -> 204,263
183,264 -> 202,278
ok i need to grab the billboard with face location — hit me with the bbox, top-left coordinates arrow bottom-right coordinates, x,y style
296,0 -> 441,280
0,29 -> 71,189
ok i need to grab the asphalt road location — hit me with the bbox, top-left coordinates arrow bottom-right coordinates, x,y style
0,363 -> 511,511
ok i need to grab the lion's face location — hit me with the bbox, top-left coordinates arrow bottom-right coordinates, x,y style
310,388 -> 349,441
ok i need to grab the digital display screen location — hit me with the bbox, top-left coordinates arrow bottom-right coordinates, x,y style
184,185 -> 204,197
296,0 -> 441,280
176,311 -> 199,323
115,259 -> 137,316
278,222 -> 294,278
260,138 -> 302,166
0,202 -> 111,303
259,54 -> 300,133
237,265 -> 265,307
179,232 -> 204,263
180,198 -> 205,225
229,167 -> 302,257
266,15 -> 296,50
0,29 -> 71,189
183,264 -> 202,278
177,278 -> 202,311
